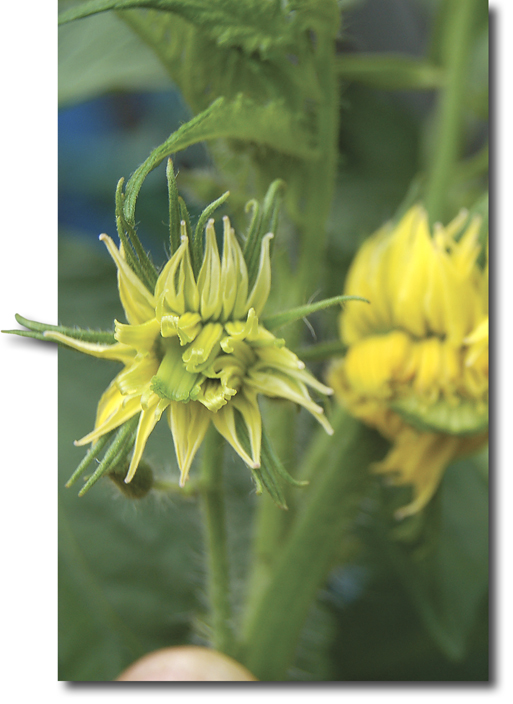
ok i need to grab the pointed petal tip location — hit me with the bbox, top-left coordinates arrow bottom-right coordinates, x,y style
394,507 -> 410,521
178,473 -> 189,488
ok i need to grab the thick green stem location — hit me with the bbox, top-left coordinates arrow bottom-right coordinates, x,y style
297,28 -> 340,298
238,410 -> 387,681
425,0 -> 480,224
200,427 -> 235,656
243,403 -> 296,622
241,24 -> 340,614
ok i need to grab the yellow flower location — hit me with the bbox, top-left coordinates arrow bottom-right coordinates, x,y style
47,216 -> 333,487
327,205 -> 488,518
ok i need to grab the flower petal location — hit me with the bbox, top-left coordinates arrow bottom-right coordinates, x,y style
168,401 -> 211,485
75,394 -> 142,446
244,233 -> 273,317
100,234 -> 155,325
197,219 -> 223,320
125,398 -> 168,483
230,389 -> 262,467
220,217 -> 248,321
44,331 -> 135,364
114,318 -> 160,352
211,403 -> 260,468
246,369 -> 333,435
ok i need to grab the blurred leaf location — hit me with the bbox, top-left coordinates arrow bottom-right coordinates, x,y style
59,11 -> 170,107
381,456 -> 488,661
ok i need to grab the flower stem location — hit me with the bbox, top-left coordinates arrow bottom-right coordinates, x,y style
243,403 -> 296,620
424,0 -> 480,224
238,410 -> 387,681
200,426 -> 235,656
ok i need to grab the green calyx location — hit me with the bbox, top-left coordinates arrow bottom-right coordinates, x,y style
391,395 -> 488,436
109,459 -> 154,499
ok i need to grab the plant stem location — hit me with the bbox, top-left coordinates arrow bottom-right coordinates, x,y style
238,410 -> 387,681
424,0 -> 480,224
243,403 -> 296,621
200,426 -> 235,656
297,26 -> 340,298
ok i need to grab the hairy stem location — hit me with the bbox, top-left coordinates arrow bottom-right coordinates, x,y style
243,403 -> 296,622
200,426 -> 235,656
425,0 -> 481,224
297,27 -> 340,299
239,410 -> 387,681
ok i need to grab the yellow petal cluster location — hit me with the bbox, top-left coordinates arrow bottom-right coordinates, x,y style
49,217 -> 332,486
327,206 -> 488,518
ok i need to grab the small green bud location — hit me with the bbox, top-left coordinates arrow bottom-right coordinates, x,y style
108,459 -> 154,499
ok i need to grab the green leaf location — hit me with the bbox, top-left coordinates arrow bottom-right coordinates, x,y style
263,295 -> 369,331
59,0 -> 308,56
58,10 -> 169,106
376,456 -> 488,661
121,95 -> 318,230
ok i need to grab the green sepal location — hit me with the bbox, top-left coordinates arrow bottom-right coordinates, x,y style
166,158 -> 181,255
234,413 -> 290,510
2,329 -> 47,342
65,430 -> 115,488
391,396 -> 488,436
77,416 -> 139,496
244,179 -> 285,290
2,314 -> 116,345
192,189 -> 231,277
263,295 -> 369,332
261,426 -> 308,489
295,339 -> 346,362
108,458 -> 154,498
179,197 -> 192,237
115,178 -> 158,292
115,177 -> 143,278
